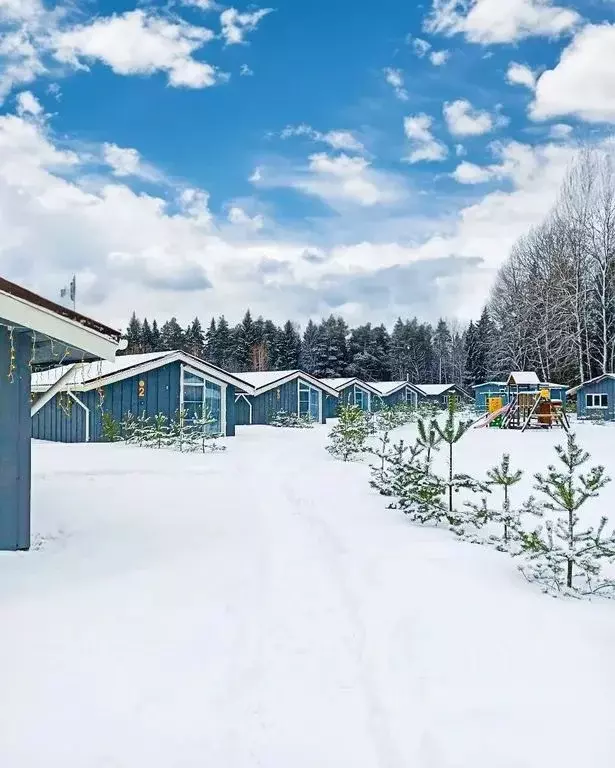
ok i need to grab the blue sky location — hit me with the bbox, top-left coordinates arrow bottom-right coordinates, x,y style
0,0 -> 613,329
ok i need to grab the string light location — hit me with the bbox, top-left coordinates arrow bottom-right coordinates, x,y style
7,326 -> 16,383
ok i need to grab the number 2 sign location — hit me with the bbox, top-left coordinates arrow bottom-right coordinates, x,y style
138,380 -> 146,398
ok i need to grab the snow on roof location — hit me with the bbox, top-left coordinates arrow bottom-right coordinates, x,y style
417,383 -> 457,396
320,378 -> 355,390
234,370 -> 298,388
507,371 -> 540,386
471,381 -> 507,389
32,351 -> 169,390
567,374 -> 615,395
370,381 -> 409,395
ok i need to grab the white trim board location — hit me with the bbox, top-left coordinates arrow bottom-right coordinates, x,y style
234,393 -> 253,425
0,287 -> 119,362
67,391 -> 90,442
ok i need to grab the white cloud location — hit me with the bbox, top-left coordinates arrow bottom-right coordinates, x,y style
425,0 -> 580,44
549,123 -> 573,139
15,89 -> 43,118
103,143 -> 143,178
403,114 -> 448,163
429,50 -> 450,66
455,144 -> 467,157
53,10 -> 219,88
383,67 -> 408,101
220,7 -> 272,45
227,205 -> 264,230
180,0 -> 215,9
411,37 -> 432,57
452,161 -> 494,184
506,61 -> 536,90
443,99 -> 494,136
531,24 -> 615,123
240,63 -> 253,76
279,124 -> 365,153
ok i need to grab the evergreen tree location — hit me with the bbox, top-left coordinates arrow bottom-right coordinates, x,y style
277,320 -> 301,369
300,319 -> 320,373
151,319 -> 161,351
515,433 -> 615,595
327,404 -> 372,461
464,321 -> 480,387
433,319 -> 452,383
124,312 -> 142,354
314,315 -> 348,377
204,318 -> 217,360
141,318 -> 154,353
185,317 -> 205,358
214,316 -> 234,370
371,324 -> 392,380
160,317 -> 184,351
233,310 -> 258,370
486,454 -> 523,543
263,319 -> 281,370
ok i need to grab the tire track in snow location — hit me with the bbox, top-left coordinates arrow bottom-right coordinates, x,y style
280,475 -> 411,768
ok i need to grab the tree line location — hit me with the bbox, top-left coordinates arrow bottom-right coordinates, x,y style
120,310 -> 496,386
124,146 -> 615,389
488,147 -> 615,386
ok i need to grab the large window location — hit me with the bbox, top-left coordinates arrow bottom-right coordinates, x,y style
299,381 -> 320,421
354,387 -> 366,410
586,393 -> 608,409
182,371 -> 223,434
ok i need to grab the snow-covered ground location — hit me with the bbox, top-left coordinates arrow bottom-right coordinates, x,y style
1,422 -> 615,767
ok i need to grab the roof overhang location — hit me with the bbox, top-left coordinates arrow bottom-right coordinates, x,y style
567,374 -> 615,396
0,277 -> 120,364
246,370 -> 340,398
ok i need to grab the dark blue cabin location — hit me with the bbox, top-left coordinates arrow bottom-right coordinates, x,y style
569,375 -> 615,420
233,370 -> 339,425
321,378 -> 381,417
32,351 -> 245,441
0,276 -> 121,550
371,381 -> 421,409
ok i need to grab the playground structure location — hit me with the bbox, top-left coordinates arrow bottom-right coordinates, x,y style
473,372 -> 570,432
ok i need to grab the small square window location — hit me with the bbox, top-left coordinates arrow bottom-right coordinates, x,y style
601,394 -> 608,407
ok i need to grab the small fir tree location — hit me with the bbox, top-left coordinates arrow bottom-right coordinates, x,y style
433,397 -> 481,515
120,412 -> 137,442
515,432 -> 615,596
327,404 -> 371,461
101,411 -> 121,442
416,416 -> 442,471
150,412 -> 170,448
486,453 -> 523,543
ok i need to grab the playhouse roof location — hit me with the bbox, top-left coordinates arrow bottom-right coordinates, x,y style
32,351 -> 251,393
567,374 -> 615,396
0,276 -> 121,365
507,371 -> 540,386
235,370 -> 340,397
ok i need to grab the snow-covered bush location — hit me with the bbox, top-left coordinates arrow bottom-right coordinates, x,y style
327,404 -> 372,461
369,435 -> 423,497
514,432 -> 615,597
120,412 -> 137,442
270,410 -> 314,428
374,404 -> 416,432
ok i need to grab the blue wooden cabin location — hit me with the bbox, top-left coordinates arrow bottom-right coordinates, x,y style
415,383 -> 472,406
32,351 -> 248,441
370,381 -> 422,408
568,375 -> 615,420
321,377 -> 382,418
473,373 -> 568,412
0,276 -> 121,550
233,370 -> 339,425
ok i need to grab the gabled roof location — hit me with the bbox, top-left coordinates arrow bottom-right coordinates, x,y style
320,377 -> 383,396
234,370 -> 340,397
0,276 -> 121,364
507,371 -> 540,386
471,381 -> 507,389
567,374 -> 615,396
371,381 -> 423,397
32,351 -> 252,393
416,383 -> 468,397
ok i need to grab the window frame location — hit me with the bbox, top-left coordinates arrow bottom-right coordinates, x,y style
298,379 -> 321,422
180,365 -> 227,435
585,392 -> 608,409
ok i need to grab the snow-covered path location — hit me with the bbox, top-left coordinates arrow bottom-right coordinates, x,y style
1,425 -> 615,767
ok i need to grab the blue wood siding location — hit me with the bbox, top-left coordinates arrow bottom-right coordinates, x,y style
0,327 -> 31,550
235,394 -> 252,425
32,392 -> 87,442
244,377 -> 329,425
576,378 -> 615,420
32,362 -> 237,441
324,394 -> 338,419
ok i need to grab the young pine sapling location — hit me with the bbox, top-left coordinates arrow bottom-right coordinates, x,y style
515,432 -> 615,596
327,405 -> 372,461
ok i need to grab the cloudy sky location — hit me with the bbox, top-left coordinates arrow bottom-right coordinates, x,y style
0,0 -> 613,331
